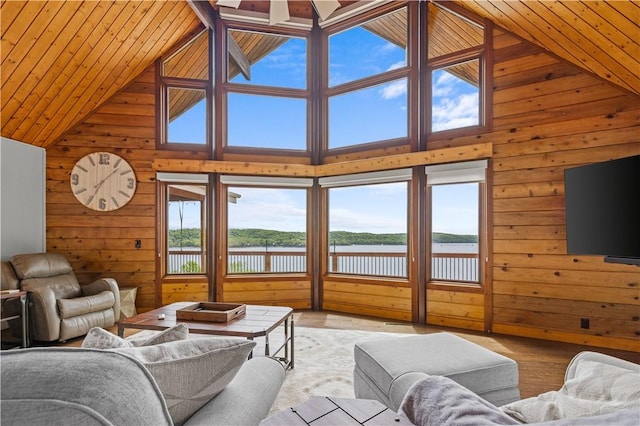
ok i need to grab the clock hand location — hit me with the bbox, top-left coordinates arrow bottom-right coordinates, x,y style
90,168 -> 120,200
94,168 -> 120,189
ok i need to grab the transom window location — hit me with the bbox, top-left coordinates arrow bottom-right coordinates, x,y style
326,5 -> 410,151
427,2 -> 486,136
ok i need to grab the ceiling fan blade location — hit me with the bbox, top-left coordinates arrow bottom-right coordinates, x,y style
270,0 -> 290,25
216,0 -> 242,8
311,0 -> 340,21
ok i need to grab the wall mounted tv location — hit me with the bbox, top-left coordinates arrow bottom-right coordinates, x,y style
564,154 -> 640,266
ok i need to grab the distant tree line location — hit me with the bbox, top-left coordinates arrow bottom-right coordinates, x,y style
169,228 -> 477,248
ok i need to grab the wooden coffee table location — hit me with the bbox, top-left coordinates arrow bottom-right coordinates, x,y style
260,397 -> 413,425
118,302 -> 294,369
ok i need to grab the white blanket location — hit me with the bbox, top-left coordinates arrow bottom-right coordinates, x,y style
501,360 -> 640,423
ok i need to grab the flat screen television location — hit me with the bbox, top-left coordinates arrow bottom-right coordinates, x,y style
564,154 -> 640,266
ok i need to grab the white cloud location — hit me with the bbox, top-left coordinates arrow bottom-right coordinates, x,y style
379,80 -> 407,100
228,188 -> 307,232
386,60 -> 406,71
329,207 -> 406,234
432,92 -> 479,132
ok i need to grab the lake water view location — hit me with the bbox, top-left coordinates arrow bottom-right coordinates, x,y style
170,243 -> 479,280
227,243 -> 478,254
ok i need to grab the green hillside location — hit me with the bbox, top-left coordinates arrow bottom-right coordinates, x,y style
169,228 -> 476,248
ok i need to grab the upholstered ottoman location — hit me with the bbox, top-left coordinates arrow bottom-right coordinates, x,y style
353,332 -> 520,411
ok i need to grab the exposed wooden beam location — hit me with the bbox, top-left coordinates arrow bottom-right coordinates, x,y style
152,159 -> 316,177
187,0 -> 251,80
152,143 -> 493,177
187,0 -> 216,28
228,33 -> 251,80
316,143 -> 493,177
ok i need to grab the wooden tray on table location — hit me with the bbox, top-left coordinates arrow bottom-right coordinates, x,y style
176,302 -> 246,322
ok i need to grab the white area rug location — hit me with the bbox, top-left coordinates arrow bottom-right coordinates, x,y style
264,327 -> 407,413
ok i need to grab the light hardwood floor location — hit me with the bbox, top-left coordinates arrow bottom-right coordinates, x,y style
19,310 -> 640,400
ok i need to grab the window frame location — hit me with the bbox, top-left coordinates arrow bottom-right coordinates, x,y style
424,2 -> 492,143
425,160 -> 488,290
157,173 -> 211,279
217,20 -> 313,158
220,175 -> 313,277
322,2 -> 418,157
320,169 -> 413,280
157,29 -> 213,153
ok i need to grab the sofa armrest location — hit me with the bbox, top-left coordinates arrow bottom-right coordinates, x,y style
389,372 -> 430,411
28,286 -> 62,341
183,357 -> 286,426
82,278 -> 120,321
1,348 -> 173,426
565,351 -> 640,382
57,291 -> 116,319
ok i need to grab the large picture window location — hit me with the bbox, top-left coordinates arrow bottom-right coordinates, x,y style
222,176 -> 312,274
320,169 -> 411,278
426,160 -> 487,285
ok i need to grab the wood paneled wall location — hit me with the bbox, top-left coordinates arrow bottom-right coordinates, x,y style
223,279 -> 312,310
45,27 -> 639,351
426,289 -> 485,332
323,280 -> 412,321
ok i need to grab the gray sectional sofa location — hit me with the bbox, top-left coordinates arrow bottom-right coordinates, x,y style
1,339 -> 286,425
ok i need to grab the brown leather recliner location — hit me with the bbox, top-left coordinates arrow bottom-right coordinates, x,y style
1,253 -> 120,342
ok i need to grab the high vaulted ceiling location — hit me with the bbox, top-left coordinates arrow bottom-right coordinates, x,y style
1,0 -> 638,149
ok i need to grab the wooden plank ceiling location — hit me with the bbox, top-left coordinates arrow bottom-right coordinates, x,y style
1,0 -> 638,149
0,1 -> 202,148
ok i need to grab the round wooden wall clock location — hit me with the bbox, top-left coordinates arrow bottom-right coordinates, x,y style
70,152 -> 137,211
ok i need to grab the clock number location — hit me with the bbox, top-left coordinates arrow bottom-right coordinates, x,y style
99,153 -> 110,165
99,198 -> 107,210
127,178 -> 135,189
71,174 -> 79,186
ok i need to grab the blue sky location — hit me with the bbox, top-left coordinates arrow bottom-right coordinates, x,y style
169,22 -> 480,236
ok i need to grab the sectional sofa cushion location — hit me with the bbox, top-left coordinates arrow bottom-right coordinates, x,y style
81,326 -> 132,349
82,324 -> 190,349
114,337 -> 256,426
129,323 -> 190,347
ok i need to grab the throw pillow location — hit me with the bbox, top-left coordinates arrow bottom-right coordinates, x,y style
128,323 -> 190,347
113,337 -> 256,426
501,360 -> 640,423
81,327 -> 132,349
